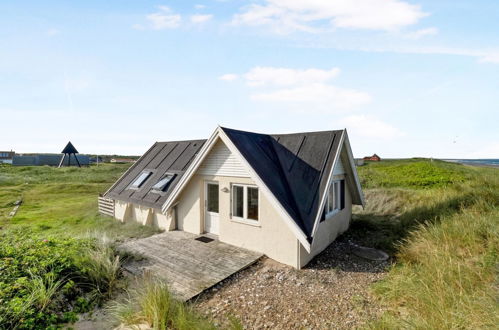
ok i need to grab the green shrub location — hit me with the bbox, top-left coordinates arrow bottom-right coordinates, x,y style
76,242 -> 122,299
358,159 -> 466,189
0,228 -> 123,328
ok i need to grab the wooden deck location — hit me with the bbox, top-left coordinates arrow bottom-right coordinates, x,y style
120,231 -> 262,301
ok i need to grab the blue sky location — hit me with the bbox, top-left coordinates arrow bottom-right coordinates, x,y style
1,0 -> 498,158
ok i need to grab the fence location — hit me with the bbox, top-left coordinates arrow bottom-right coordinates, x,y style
98,195 -> 114,217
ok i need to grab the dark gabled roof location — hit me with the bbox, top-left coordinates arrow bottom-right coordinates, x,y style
221,127 -> 343,242
105,140 -> 206,209
61,141 -> 78,154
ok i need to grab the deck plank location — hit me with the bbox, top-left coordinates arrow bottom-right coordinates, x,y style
120,231 -> 262,301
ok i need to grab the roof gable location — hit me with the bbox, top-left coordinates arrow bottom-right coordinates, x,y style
222,127 -> 343,240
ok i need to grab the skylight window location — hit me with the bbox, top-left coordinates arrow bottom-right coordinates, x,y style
130,171 -> 152,189
151,174 -> 176,193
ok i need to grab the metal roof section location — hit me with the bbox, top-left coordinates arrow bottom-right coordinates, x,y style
221,127 -> 343,241
105,139 -> 206,209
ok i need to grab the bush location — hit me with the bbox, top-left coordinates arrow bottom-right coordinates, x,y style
0,228 -> 123,329
75,241 -> 122,299
358,159 -> 466,189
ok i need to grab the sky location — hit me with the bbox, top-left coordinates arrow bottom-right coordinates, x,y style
1,0 -> 498,158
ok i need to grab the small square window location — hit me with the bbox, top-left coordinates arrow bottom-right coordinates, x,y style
231,184 -> 259,222
130,171 -> 152,189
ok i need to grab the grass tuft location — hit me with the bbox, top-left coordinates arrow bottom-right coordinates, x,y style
26,271 -> 66,312
110,275 -> 216,330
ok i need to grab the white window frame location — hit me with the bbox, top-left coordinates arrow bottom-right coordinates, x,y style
325,180 -> 341,217
231,183 -> 259,224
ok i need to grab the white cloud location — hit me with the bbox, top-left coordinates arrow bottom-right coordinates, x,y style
252,83 -> 371,109
141,6 -> 181,30
244,67 -> 340,86
219,73 -> 239,81
47,28 -> 60,36
313,42 -> 499,65
232,0 -> 428,34
403,27 -> 438,39
223,66 -> 371,111
190,14 -> 213,24
340,115 -> 404,139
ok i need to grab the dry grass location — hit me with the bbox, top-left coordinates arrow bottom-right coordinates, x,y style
109,276 -> 216,330
353,160 -> 499,329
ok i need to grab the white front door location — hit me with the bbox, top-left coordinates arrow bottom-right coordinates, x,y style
204,181 -> 219,235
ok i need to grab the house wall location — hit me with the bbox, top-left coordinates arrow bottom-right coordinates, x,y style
197,139 -> 250,177
298,176 -> 352,268
174,174 -> 300,268
114,199 -> 174,231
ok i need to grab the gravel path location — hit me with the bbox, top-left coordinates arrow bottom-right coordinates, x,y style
194,236 -> 390,329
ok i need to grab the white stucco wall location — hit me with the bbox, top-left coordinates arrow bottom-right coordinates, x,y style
113,199 -> 174,231
298,175 -> 352,268
174,174 -> 300,268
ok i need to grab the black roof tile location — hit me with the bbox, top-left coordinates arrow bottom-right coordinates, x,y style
105,140 -> 206,209
222,127 -> 343,241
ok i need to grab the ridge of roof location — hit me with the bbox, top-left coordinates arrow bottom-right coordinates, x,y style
155,139 -> 207,144
219,126 -> 343,137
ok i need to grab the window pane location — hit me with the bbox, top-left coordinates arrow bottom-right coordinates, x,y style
233,185 -> 244,218
247,187 -> 259,220
207,183 -> 219,213
328,183 -> 334,213
152,174 -> 175,192
335,182 -> 342,210
131,171 -> 151,188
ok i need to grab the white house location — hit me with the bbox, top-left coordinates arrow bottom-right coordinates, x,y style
0,151 -> 15,164
103,126 -> 364,269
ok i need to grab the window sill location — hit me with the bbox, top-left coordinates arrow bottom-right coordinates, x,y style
230,217 -> 261,227
325,209 -> 340,220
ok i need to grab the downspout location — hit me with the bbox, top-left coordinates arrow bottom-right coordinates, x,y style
173,205 -> 178,230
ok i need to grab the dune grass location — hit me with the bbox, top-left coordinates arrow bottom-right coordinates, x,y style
0,164 -> 158,328
351,159 -> 499,328
0,163 -> 157,239
109,276 -> 217,330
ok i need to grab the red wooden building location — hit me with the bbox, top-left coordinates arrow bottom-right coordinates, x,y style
363,154 -> 381,161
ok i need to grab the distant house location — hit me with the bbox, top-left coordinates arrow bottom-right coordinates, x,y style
12,154 -> 90,166
89,156 -> 104,164
0,151 -> 15,164
110,158 -> 136,163
363,154 -> 381,161
102,126 -> 365,269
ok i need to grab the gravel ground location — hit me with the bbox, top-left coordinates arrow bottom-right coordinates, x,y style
193,235 -> 391,329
